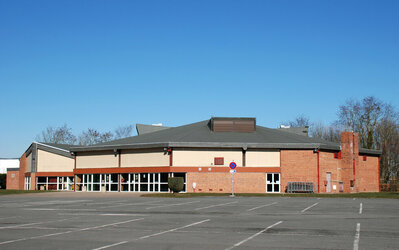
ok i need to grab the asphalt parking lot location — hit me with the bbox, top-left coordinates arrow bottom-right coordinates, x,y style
0,192 -> 398,250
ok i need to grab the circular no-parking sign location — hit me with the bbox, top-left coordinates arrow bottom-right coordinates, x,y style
229,162 -> 237,169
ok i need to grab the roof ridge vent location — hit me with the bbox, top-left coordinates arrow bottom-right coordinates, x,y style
210,117 -> 256,133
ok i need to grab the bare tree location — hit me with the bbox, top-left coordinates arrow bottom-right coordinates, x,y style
36,124 -> 77,144
114,125 -> 134,139
310,121 -> 341,143
375,104 -> 399,182
284,114 -> 310,127
338,96 -> 383,149
78,129 -> 114,146
338,96 -> 399,183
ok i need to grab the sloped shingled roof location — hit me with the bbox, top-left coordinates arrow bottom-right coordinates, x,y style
25,142 -> 75,159
136,124 -> 171,135
71,120 -> 342,152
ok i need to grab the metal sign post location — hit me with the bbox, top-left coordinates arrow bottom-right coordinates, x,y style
231,171 -> 235,197
229,162 -> 237,197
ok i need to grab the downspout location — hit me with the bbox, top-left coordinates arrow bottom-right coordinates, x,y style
242,146 -> 247,167
353,133 -> 356,187
35,143 -> 38,173
74,153 -> 76,192
118,150 -> 121,192
169,148 -> 173,167
167,148 -> 174,193
317,150 -> 320,193
378,156 -> 381,192
34,143 -> 38,190
169,148 -> 173,193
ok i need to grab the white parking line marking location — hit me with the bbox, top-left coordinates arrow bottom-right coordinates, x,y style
146,200 -> 200,210
57,213 -> 146,217
22,200 -> 93,207
0,218 -> 69,230
195,201 -> 238,210
139,219 -> 210,239
94,241 -> 129,250
93,219 -> 210,250
225,221 -> 283,250
24,208 -> 96,211
75,200 -> 127,206
247,202 -> 277,212
301,202 -> 319,213
99,200 -> 162,209
100,213 -> 147,216
359,203 -> 363,214
0,216 -> 19,220
353,223 -> 360,250
0,218 -> 144,246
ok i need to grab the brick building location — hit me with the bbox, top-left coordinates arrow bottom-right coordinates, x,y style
8,117 -> 381,193
7,142 -> 75,191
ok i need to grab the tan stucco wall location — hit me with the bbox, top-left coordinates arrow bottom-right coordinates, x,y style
121,149 -> 169,167
246,150 -> 280,167
173,149 -> 242,167
37,149 -> 74,172
26,153 -> 32,173
76,151 -> 118,169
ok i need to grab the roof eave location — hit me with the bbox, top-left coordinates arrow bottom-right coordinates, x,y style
359,148 -> 382,156
71,142 -> 340,152
25,142 -> 74,159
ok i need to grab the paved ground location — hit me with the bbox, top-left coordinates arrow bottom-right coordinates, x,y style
0,192 -> 398,250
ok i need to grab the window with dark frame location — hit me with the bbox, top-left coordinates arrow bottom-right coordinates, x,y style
214,157 -> 224,165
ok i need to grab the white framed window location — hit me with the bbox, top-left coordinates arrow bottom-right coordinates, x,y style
36,176 -> 74,191
266,173 -> 280,193
76,174 -> 118,192
75,173 -> 186,193
120,173 -> 170,192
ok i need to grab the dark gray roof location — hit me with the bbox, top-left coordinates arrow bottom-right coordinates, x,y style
25,142 -> 75,159
7,168 -> 19,171
41,143 -> 75,151
136,124 -> 171,135
359,148 -> 382,156
277,126 -> 309,136
71,120 -> 341,152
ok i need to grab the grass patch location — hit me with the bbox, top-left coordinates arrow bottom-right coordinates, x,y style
141,192 -> 399,199
0,190 -> 54,195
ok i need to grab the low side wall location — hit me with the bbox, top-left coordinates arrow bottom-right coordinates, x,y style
280,150 -> 318,193
357,156 -> 379,192
187,172 -> 266,193
6,170 -> 20,190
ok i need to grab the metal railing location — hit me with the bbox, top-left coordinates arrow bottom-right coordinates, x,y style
287,182 -> 316,193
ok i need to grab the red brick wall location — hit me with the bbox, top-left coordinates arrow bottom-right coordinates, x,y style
279,144 -> 378,194
357,155 -> 379,192
280,150 -> 318,193
319,151 -> 340,193
340,132 -> 359,193
30,173 -> 36,190
6,170 -> 20,190
187,172 -> 266,193
7,153 -> 28,190
19,153 -> 27,190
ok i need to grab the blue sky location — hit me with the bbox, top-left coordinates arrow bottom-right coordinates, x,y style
1,0 -> 398,157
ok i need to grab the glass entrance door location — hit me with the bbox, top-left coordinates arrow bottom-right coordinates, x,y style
266,173 -> 280,193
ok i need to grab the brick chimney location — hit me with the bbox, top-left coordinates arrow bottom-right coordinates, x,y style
340,132 -> 360,193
